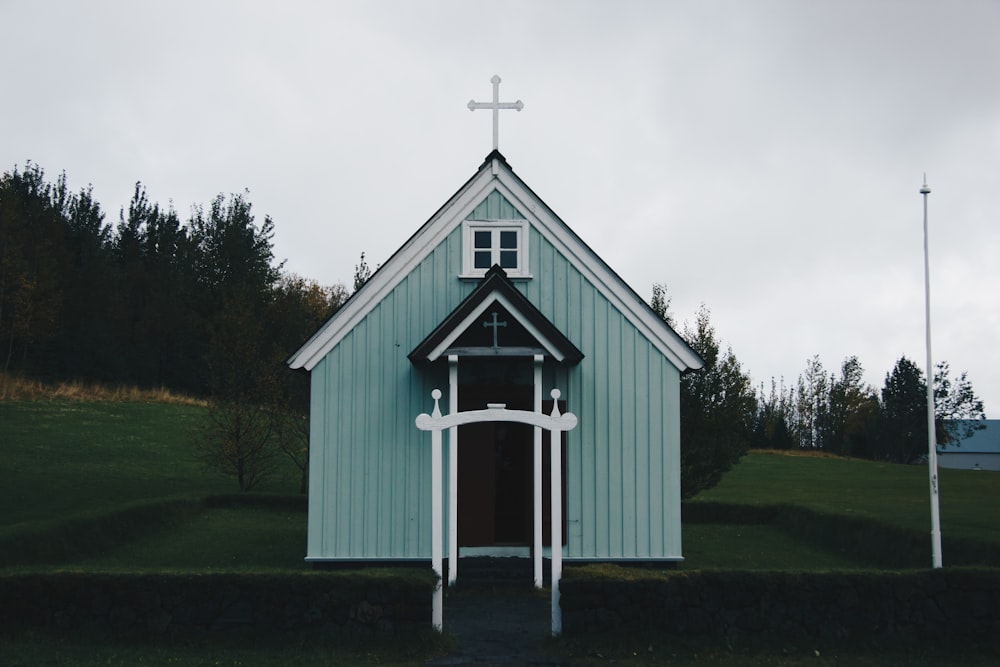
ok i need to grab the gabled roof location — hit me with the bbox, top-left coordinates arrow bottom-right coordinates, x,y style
288,151 -> 702,372
408,265 -> 584,364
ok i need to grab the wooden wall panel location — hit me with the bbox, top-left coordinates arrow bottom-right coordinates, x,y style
307,189 -> 684,561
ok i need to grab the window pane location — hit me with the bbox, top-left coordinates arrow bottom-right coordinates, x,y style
474,231 -> 492,249
500,230 -> 518,249
499,250 -> 518,269
474,251 -> 492,269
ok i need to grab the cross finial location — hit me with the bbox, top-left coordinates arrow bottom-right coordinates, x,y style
468,75 -> 523,151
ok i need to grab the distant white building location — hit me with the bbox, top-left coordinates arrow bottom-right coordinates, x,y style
938,420 -> 1000,471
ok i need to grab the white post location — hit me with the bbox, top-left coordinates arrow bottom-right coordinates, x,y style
448,356 -> 459,585
416,388 -> 577,635
429,390 -> 444,631
921,177 -> 943,569
533,355 -> 544,588
431,428 -> 444,629
550,390 -> 563,636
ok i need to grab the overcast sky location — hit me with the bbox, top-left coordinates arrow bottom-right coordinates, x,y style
3,0 -> 998,417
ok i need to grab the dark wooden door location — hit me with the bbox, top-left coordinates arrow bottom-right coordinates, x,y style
455,386 -> 568,548
457,384 -> 533,546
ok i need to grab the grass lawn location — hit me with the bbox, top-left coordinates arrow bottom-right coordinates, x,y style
3,399 -> 998,571
680,523 -> 869,570
0,399 -> 301,529
71,507 -> 309,572
693,450 -> 1000,547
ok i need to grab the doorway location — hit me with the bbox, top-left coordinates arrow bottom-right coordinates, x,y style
457,383 -> 533,547
455,376 -> 566,550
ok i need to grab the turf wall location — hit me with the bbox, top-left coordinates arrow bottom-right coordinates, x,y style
0,570 -> 434,640
684,501 -> 1000,568
561,566 -> 1000,643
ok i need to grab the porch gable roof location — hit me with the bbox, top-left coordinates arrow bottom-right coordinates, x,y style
408,265 -> 584,364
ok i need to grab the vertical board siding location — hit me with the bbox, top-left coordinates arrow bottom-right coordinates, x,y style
308,188 -> 684,561
307,234 -> 458,560
307,363 -> 328,557
469,190 -> 522,220
524,222 -> 682,560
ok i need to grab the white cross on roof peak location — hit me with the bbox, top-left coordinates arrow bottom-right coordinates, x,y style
468,75 -> 523,151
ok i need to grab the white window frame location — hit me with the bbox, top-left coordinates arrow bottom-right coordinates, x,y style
460,220 -> 531,279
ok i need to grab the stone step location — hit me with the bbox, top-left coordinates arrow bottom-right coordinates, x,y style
448,556 -> 548,589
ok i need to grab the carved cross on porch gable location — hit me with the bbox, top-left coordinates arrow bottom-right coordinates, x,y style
483,311 -> 507,349
468,75 -> 524,151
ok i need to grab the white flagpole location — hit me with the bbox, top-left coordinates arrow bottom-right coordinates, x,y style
921,176 -> 943,569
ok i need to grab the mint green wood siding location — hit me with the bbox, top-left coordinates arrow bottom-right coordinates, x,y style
469,190 -> 522,220
307,242 -> 459,559
307,188 -> 682,561
522,220 -> 683,560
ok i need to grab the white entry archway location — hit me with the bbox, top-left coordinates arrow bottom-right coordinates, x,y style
415,387 -> 578,636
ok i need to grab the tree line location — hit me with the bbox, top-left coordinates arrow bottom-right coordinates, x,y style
652,283 -> 986,499
750,355 -> 985,463
1,162 -> 348,395
2,162 -> 986,494
1,162 -> 354,491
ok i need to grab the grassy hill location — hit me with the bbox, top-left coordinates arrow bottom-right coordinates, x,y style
694,450 -> 1000,547
681,450 -> 1000,570
0,391 -> 306,570
2,389 -> 998,572
3,378 -> 999,665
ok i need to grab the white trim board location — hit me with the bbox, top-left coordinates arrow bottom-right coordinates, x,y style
288,154 -> 702,373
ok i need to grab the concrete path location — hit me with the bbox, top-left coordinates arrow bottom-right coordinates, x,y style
426,587 -> 566,666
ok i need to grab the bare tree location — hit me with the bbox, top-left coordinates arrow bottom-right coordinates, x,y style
196,397 -> 280,492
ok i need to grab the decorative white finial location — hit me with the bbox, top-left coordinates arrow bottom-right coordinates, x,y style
467,75 -> 524,151
431,389 -> 442,418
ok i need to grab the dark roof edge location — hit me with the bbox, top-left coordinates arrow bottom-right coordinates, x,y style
408,265 -> 584,364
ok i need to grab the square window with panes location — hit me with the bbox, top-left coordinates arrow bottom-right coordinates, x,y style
463,222 -> 529,278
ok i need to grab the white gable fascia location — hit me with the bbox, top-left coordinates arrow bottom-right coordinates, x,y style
288,156 -> 703,373
425,291 -> 565,362
488,171 -> 703,372
288,162 -> 500,370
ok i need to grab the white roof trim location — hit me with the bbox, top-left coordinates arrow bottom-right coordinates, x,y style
288,166 -> 499,370
488,172 -> 702,371
288,156 -> 702,372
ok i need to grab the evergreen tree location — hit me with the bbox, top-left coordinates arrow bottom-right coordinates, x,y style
189,192 -> 288,490
0,163 -> 69,374
826,356 -> 879,457
667,301 -> 757,498
679,306 -> 757,497
54,180 -> 118,381
795,355 -> 830,449
650,283 -> 674,328
878,357 -> 929,463
750,378 -> 796,450
877,356 -> 986,463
